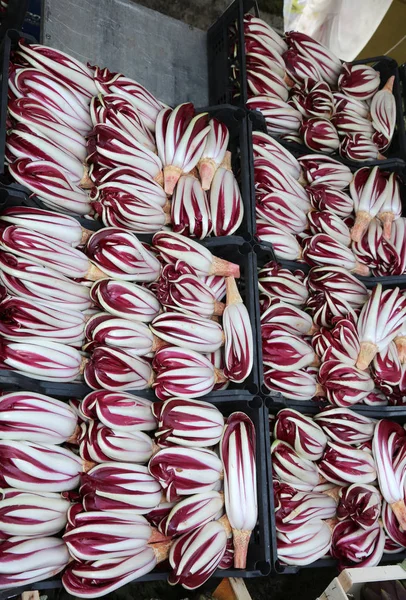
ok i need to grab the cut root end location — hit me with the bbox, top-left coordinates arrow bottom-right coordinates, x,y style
225,276 -> 243,306
79,165 -> 93,190
210,256 -> 240,278
80,227 -> 93,245
232,528 -> 252,569
213,300 -> 226,316
163,165 -> 182,196
395,336 -> 406,363
391,499 -> 406,530
356,341 -> 378,371
198,158 -> 217,190
151,540 -> 172,563
350,211 -> 372,243
214,368 -> 228,385
379,211 -> 395,240
352,262 -> 370,276
86,262 -> 109,281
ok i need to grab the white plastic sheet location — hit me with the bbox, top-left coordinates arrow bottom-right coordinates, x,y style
284,0 -> 393,61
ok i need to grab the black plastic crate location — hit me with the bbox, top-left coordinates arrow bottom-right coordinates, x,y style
255,241 -> 406,411
0,190 -> 261,397
0,33 -> 256,240
0,395 -> 270,599
248,56 -> 406,169
196,104 -> 256,240
209,0 -> 406,166
208,0 -> 258,107
252,153 -> 406,288
265,399 -> 406,574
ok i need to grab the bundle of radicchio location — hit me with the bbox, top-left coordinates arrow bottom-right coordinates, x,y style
84,346 -> 153,392
307,265 -> 368,308
168,519 -> 229,589
300,118 -> 339,154
156,268 -> 224,318
86,228 -> 161,282
152,397 -> 224,448
318,440 -> 377,485
92,66 -> 166,131
371,76 -> 396,153
0,440 -> 82,492
337,484 -> 381,529
0,537 -> 70,590
274,409 -> 327,461
247,95 -> 302,136
0,391 -> 77,444
0,296 -> 85,346
78,420 -> 155,464
339,63 -> 380,100
63,508 -> 167,561
349,166 -> 388,242
258,262 -> 308,306
331,520 -> 385,569
318,360 -> 375,407
84,313 -> 158,357
8,159 -> 91,216
0,252 -> 91,311
221,412 -> 257,568
0,338 -> 83,383
256,222 -> 302,261
80,462 -> 162,513
286,31 -> 342,86
299,154 -> 352,190
252,131 -> 302,180
314,407 -> 376,446
264,368 -> 320,401
271,440 -> 320,492
63,544 -> 169,598
159,491 -> 224,537
356,284 -> 406,370
197,118 -> 229,189
262,327 -> 317,371
276,520 -> 332,566
152,231 -> 240,277
170,173 -> 211,239
155,103 -> 210,195
149,446 -> 222,502
261,298 -> 315,336
0,205 -> 91,246
150,311 -> 224,354
303,233 -> 370,275
152,346 -> 226,400
274,480 -> 336,533
90,279 -> 160,323
80,390 -> 156,432
307,185 -> 354,218
372,420 -> 406,529
222,276 -> 253,383
0,489 -> 70,538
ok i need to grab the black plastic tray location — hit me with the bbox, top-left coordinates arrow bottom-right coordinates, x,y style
0,32 -> 256,241
208,0 -> 258,107
265,399 -> 406,574
208,0 -> 406,166
0,187 -> 261,396
253,154 -> 406,288
0,395 -> 271,599
255,241 -> 406,411
248,55 -> 406,169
